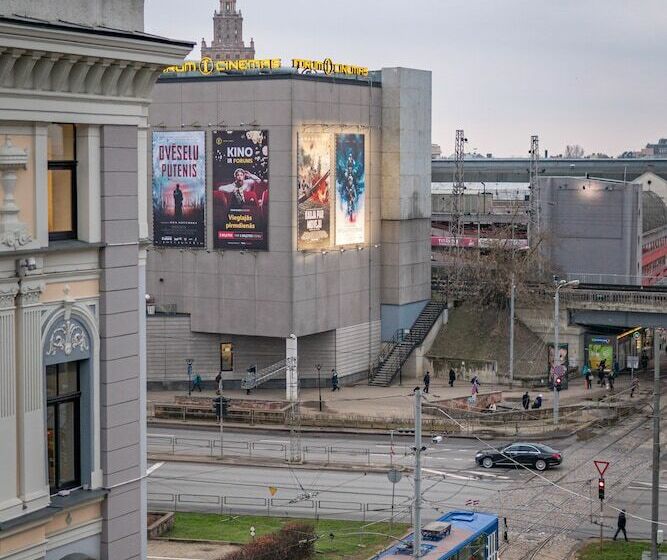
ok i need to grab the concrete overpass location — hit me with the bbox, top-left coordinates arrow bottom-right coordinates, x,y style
432,157 -> 667,183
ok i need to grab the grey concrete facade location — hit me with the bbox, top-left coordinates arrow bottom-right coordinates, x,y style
539,177 -> 642,283
147,68 -> 432,382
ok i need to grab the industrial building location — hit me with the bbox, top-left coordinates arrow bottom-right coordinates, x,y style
145,62 -> 433,388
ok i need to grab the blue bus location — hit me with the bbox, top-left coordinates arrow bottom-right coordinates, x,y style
372,511 -> 499,560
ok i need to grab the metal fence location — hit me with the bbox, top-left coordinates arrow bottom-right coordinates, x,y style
148,491 -> 412,522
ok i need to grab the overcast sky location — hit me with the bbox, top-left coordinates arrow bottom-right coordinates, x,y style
145,0 -> 666,157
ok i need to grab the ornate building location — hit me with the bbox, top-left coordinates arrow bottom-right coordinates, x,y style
201,0 -> 256,61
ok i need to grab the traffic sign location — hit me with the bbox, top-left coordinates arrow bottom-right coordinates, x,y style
387,468 -> 402,484
627,356 -> 639,369
633,331 -> 641,340
594,460 -> 609,477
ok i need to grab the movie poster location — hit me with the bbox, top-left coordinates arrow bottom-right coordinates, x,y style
297,133 -> 332,250
152,131 -> 206,246
212,130 -> 269,250
547,343 -> 569,384
335,133 -> 365,245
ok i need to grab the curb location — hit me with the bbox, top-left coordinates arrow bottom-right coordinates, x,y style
147,452 -> 403,474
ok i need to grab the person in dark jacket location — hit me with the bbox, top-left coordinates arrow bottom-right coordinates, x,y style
531,394 -> 543,409
331,369 -> 340,391
449,368 -> 456,388
613,509 -> 628,541
522,392 -> 530,411
423,371 -> 431,394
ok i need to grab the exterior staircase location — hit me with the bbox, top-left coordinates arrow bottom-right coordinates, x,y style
369,301 -> 446,386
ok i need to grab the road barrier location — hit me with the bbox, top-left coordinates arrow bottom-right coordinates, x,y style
147,491 -> 412,522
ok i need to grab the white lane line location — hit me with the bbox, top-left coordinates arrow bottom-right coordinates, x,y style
464,470 -> 510,479
146,462 -> 165,476
422,468 -> 475,481
256,439 -> 289,444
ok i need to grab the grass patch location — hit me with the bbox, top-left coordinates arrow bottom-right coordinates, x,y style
577,540 -> 667,559
165,512 -> 409,560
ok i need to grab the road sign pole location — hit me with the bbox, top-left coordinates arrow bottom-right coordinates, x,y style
600,498 -> 603,549
651,328 -> 661,560
219,377 -> 224,458
413,388 -> 422,559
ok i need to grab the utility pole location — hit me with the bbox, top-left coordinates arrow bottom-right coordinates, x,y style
509,273 -> 515,388
651,327 -> 661,560
413,388 -> 423,558
218,376 -> 224,457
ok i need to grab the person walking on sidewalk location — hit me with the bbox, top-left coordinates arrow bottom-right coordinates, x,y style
423,371 -> 431,394
582,363 -> 592,390
331,369 -> 340,391
522,391 -> 530,411
598,360 -> 606,385
631,376 -> 639,398
191,373 -> 202,392
613,510 -> 628,541
449,368 -> 456,388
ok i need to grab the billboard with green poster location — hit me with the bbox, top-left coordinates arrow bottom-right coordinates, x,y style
589,338 -> 613,372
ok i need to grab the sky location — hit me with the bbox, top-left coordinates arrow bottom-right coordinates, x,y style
145,0 -> 666,158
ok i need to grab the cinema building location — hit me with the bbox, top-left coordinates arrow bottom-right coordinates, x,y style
146,60 -> 433,388
0,2 -> 190,559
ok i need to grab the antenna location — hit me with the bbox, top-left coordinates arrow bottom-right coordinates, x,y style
529,134 -> 540,245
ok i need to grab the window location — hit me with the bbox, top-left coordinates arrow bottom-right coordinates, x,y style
47,124 -> 77,240
46,362 -> 81,492
220,343 -> 233,371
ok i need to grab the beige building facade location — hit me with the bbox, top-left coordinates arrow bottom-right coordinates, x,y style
0,3 -> 190,559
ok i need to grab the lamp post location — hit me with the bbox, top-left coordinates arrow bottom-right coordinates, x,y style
317,363 -> 322,412
186,359 -> 193,397
553,279 -> 579,425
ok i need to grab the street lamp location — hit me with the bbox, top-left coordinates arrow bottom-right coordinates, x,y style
553,279 -> 579,425
317,364 -> 322,412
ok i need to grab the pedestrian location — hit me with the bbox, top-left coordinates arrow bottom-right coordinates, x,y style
522,391 -> 530,411
449,368 -> 456,388
582,363 -> 592,390
423,371 -> 431,394
215,372 -> 223,394
608,369 -> 615,391
631,376 -> 639,398
191,373 -> 202,392
331,368 -> 340,391
531,394 -> 543,409
598,360 -> 606,386
613,509 -> 628,541
471,376 -> 480,397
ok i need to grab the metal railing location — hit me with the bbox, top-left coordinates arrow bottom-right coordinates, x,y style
148,491 -> 412,522
241,359 -> 287,391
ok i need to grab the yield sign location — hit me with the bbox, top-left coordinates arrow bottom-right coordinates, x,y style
594,461 -> 610,477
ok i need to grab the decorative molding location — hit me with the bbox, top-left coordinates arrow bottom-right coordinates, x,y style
0,135 -> 31,249
19,281 -> 44,306
46,318 -> 90,357
0,283 -> 19,309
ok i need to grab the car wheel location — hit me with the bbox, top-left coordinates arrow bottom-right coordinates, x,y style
535,459 -> 547,471
482,457 -> 494,469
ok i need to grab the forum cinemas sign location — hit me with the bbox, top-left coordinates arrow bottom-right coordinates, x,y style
163,57 -> 369,78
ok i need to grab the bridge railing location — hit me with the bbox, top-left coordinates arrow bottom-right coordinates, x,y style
562,272 -> 666,287
559,289 -> 667,309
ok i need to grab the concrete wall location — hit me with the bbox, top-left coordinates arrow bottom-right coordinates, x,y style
539,177 -> 642,282
99,125 -> 144,559
380,67 -> 431,330
147,76 -> 382,342
1,0 -> 145,31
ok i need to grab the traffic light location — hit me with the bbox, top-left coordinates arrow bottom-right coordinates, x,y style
213,397 -> 222,420
598,477 -> 605,500
555,377 -> 563,392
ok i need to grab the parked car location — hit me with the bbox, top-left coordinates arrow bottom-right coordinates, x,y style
475,442 -> 562,471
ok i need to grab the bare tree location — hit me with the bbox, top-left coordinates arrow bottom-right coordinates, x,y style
564,144 -> 585,158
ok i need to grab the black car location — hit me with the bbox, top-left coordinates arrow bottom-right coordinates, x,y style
475,443 -> 562,471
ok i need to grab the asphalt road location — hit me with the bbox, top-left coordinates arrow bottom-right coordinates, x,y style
147,424 -> 571,472
147,425 -> 575,524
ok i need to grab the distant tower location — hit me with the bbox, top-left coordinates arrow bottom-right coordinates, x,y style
201,0 -> 256,61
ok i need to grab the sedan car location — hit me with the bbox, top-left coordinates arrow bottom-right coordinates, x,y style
475,443 -> 562,471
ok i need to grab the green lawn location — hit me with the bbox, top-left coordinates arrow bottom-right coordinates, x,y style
577,540 -> 667,560
165,512 -> 409,560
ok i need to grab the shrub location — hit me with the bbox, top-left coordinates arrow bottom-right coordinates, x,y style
221,522 -> 316,560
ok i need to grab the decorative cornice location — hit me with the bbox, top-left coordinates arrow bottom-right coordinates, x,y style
46,318 -> 90,357
19,281 -> 44,306
0,283 -> 19,310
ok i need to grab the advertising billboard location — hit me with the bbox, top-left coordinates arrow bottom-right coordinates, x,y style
152,131 -> 206,247
589,342 -> 613,373
212,130 -> 269,250
335,133 -> 365,246
297,133 -> 332,250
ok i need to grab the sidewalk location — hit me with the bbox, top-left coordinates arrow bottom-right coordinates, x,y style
148,373 -> 639,420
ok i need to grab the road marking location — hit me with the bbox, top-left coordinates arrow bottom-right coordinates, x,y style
257,439 -> 288,444
629,481 -> 667,491
464,470 -> 510,479
146,462 -> 165,476
422,468 -> 475,480
148,557 -> 205,560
